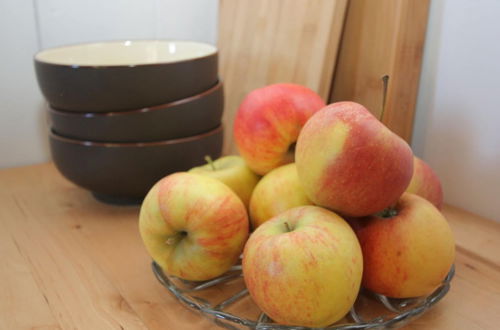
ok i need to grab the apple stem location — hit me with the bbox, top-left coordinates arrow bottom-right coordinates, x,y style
284,221 -> 292,232
204,155 -> 216,171
380,75 -> 390,122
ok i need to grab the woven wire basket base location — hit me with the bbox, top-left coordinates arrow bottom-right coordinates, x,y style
152,262 -> 454,330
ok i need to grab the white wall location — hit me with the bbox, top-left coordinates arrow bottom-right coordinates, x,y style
0,0 -> 47,168
0,0 -> 218,168
412,0 -> 500,222
36,0 -> 218,49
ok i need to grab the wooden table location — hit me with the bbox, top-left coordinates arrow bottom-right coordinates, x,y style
1,163 -> 499,329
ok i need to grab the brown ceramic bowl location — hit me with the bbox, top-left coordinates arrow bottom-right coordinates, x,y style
49,125 -> 223,204
49,81 -> 223,142
35,40 -> 218,112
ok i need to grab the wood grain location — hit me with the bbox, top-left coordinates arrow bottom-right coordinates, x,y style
0,218 -> 59,330
218,0 -> 348,154
0,163 -> 499,329
330,0 -> 430,142
0,168 -> 146,330
444,204 -> 500,270
0,164 -> 215,330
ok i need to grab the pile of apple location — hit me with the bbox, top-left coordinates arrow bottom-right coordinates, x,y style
139,83 -> 455,328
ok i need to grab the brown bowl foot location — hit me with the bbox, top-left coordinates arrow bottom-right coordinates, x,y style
91,192 -> 143,206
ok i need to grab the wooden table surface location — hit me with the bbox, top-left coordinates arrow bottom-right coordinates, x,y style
1,163 -> 499,329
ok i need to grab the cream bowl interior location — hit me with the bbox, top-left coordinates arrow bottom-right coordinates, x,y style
35,40 -> 217,66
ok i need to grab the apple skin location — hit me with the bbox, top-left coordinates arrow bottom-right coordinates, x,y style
249,163 -> 312,229
188,155 -> 260,208
353,193 -> 455,298
233,83 -> 325,175
295,101 -> 414,217
139,172 -> 249,281
243,206 -> 363,327
406,156 -> 444,209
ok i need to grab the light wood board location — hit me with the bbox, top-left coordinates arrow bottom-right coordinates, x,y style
218,0 -> 348,154
330,0 -> 431,142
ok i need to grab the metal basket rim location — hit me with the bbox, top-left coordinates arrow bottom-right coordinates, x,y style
151,262 -> 455,330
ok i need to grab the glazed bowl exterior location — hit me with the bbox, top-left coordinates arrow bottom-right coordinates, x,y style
35,40 -> 218,112
49,125 -> 223,202
49,81 -> 223,142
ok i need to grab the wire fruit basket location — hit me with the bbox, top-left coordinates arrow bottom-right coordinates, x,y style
152,262 -> 454,329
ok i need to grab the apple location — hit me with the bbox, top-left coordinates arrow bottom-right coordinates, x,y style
353,193 -> 455,298
295,101 -> 414,217
406,156 -> 444,209
233,83 -> 325,175
242,206 -> 363,327
249,163 -> 312,229
188,155 -> 260,208
139,172 -> 249,281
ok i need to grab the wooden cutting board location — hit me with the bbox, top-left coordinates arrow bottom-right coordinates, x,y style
218,0 -> 348,155
218,0 -> 429,153
330,0 -> 430,142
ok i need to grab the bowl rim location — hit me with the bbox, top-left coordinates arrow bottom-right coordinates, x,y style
50,124 -> 223,147
48,80 -> 222,117
34,39 -> 218,68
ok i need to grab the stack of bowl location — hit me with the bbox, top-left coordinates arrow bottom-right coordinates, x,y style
34,40 -> 223,204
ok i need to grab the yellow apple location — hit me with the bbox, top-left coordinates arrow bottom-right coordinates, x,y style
249,163 -> 312,229
188,155 -> 259,208
139,172 -> 249,281
243,206 -> 363,327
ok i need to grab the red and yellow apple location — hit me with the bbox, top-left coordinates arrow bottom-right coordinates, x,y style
233,83 -> 325,175
188,155 -> 260,208
242,206 -> 363,327
139,172 -> 249,281
295,101 -> 414,217
353,193 -> 455,298
406,156 -> 444,209
249,163 -> 312,229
